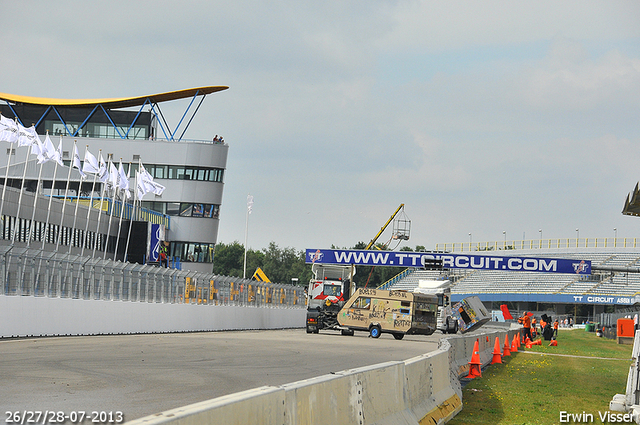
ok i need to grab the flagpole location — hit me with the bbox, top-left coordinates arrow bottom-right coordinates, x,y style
11,144 -> 34,245
92,155 -> 108,259
80,150 -> 101,258
25,132 -> 53,247
123,167 -> 139,264
103,158 -> 118,260
0,118 -> 17,228
40,136 -> 63,250
114,160 -> 130,261
243,194 -> 252,279
56,143 -> 82,253
103,186 -> 117,260
67,164 -> 86,255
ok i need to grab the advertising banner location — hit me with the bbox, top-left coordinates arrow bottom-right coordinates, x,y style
451,292 -> 637,306
305,248 -> 591,275
148,223 -> 165,262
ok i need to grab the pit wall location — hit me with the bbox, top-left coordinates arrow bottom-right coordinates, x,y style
0,295 -> 305,337
128,323 -> 520,425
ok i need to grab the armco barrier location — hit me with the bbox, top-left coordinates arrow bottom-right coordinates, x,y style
127,324 -> 521,425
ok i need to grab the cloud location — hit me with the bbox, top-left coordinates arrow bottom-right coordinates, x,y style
1,1 -> 639,251
517,38 -> 640,113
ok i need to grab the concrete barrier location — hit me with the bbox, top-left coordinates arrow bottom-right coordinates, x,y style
0,295 -> 305,337
128,386 -> 286,425
127,326 -> 522,424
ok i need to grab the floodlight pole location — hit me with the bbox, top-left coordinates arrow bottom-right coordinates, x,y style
243,206 -> 249,279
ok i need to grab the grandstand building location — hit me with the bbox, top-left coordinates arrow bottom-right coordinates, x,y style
0,86 -> 228,273
385,241 -> 640,323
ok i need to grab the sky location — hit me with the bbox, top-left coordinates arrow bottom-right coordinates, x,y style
2,1 -> 640,252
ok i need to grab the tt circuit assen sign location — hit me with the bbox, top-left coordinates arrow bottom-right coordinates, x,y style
305,249 -> 591,275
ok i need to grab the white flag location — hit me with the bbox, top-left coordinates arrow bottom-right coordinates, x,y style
139,171 -> 165,196
136,170 -> 149,199
98,154 -> 108,183
139,163 -> 165,196
118,161 -> 129,193
247,195 -> 254,215
73,143 -> 86,178
52,137 -> 64,167
17,124 -> 39,148
0,116 -> 18,143
122,166 -> 131,199
109,160 -> 119,189
82,149 -> 100,174
37,134 -> 57,164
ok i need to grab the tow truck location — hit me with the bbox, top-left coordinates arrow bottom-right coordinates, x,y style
306,204 -> 410,335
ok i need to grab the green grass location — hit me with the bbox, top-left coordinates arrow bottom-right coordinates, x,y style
447,329 -> 633,425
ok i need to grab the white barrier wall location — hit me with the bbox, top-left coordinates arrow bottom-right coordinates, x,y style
0,295 -> 305,337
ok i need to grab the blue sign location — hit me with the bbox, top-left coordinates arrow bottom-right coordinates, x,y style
149,224 -> 162,262
305,249 -> 591,275
451,292 -> 636,306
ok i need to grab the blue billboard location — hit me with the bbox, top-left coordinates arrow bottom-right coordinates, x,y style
305,248 -> 591,275
451,293 -> 636,306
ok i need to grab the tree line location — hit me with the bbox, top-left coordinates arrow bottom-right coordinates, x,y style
212,241 -> 427,289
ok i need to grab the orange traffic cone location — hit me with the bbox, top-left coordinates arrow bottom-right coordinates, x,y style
549,339 -> 558,346
511,334 -> 518,352
532,339 -> 542,346
517,332 -> 521,348
491,337 -> 502,364
503,334 -> 511,357
468,339 -> 482,378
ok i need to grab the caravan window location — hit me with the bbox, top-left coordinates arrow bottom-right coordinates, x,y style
354,297 -> 371,310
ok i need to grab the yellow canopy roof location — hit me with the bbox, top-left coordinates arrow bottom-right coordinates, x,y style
0,86 -> 228,109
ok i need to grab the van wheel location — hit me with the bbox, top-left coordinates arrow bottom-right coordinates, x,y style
393,333 -> 404,340
370,325 -> 382,339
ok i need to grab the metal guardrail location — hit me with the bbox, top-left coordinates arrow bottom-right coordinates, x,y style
437,238 -> 638,252
378,268 -> 415,290
0,246 -> 306,308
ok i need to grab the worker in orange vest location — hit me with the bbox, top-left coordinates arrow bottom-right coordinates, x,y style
518,312 -> 532,341
553,319 -> 559,337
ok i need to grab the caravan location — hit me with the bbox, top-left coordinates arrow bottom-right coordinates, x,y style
337,288 -> 438,339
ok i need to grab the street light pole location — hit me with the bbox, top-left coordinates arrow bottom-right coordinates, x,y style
539,229 -> 542,249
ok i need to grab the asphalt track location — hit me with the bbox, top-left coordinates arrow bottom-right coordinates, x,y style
0,329 -> 442,422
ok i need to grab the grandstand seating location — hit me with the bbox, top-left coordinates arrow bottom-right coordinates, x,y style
385,248 -> 640,300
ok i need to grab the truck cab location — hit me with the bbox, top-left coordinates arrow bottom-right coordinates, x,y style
413,279 -> 458,334
306,264 -> 353,334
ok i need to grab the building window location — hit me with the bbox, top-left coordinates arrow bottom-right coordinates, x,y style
142,202 -> 220,219
169,241 -> 214,263
156,164 -> 223,182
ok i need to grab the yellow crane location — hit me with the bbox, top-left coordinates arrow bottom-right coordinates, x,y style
364,204 -> 410,250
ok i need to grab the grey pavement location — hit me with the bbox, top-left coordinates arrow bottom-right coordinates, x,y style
0,329 -> 441,422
